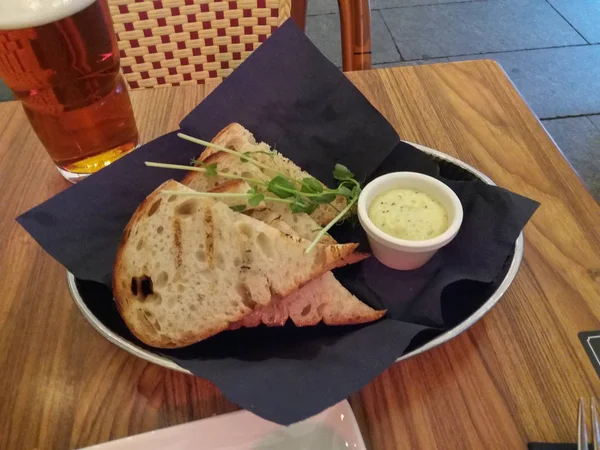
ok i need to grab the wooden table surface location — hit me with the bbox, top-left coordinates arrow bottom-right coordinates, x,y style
1,60 -> 599,450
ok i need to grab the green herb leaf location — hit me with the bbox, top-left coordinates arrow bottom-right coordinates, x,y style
268,175 -> 296,198
337,186 -> 353,198
205,163 -> 218,177
304,202 -> 318,215
339,179 -> 355,188
247,186 -> 257,195
239,151 -> 256,163
248,193 -> 265,207
230,204 -> 246,212
289,196 -> 314,214
333,163 -> 354,181
300,177 -> 323,194
311,193 -> 336,204
291,202 -> 317,215
290,203 -> 304,213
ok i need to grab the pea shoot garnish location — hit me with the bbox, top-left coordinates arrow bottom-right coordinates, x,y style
145,133 -> 361,252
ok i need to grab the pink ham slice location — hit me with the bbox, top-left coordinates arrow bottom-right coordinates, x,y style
229,271 -> 386,330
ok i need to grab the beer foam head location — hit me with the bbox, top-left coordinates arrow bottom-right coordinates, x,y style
0,0 -> 97,30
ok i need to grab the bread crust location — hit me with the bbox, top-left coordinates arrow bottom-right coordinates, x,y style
113,181 -> 360,348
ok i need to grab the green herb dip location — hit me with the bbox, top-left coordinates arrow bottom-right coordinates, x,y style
368,188 -> 448,240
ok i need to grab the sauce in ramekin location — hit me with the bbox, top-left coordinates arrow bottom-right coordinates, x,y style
368,188 -> 448,240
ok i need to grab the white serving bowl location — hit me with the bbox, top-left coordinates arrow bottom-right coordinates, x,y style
357,172 -> 463,270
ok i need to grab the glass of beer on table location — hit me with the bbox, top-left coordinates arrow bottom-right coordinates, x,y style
0,0 -> 139,182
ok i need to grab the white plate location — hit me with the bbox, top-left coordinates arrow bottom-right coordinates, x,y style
79,400 -> 365,450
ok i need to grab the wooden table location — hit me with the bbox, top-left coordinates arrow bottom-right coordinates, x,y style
1,60 -> 599,449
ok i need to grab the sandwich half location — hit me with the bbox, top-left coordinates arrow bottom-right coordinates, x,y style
181,122 -> 347,227
113,180 -> 360,348
208,178 -> 385,329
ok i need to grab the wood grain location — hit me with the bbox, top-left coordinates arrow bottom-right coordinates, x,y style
0,61 -> 598,450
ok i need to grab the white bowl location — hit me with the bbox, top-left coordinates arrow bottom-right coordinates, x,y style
357,172 -> 463,270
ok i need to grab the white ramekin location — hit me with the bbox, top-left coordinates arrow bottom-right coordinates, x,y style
357,172 -> 463,270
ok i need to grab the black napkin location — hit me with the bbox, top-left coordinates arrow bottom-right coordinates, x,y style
331,143 -> 538,328
17,21 -> 539,425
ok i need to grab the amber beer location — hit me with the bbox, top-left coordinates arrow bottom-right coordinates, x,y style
0,0 -> 138,181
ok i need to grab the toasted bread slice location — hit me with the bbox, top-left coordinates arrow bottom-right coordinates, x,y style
209,177 -> 385,329
204,180 -> 336,244
182,150 -> 269,193
113,180 -> 359,348
230,272 -> 386,329
209,179 -> 337,245
181,123 -> 347,226
249,203 -> 338,246
209,179 -> 267,212
278,271 -> 386,326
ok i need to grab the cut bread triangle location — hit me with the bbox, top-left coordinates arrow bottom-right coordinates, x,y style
113,180 -> 359,348
230,272 -> 386,329
181,122 -> 347,227
208,180 -> 386,329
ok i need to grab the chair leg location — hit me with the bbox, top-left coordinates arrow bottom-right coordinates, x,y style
337,0 -> 372,71
291,0 -> 308,30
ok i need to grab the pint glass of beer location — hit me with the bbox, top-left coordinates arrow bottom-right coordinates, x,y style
0,0 -> 139,181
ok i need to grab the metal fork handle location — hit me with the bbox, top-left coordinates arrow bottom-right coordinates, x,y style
580,398 -> 589,450
592,397 -> 600,450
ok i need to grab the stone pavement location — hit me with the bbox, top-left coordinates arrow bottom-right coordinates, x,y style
1,0 -> 598,199
306,0 -> 600,200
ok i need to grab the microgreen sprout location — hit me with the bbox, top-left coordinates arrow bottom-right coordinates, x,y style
146,134 -> 362,252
